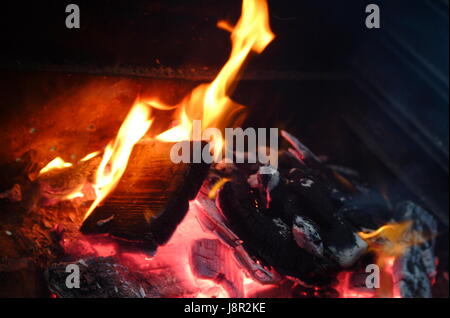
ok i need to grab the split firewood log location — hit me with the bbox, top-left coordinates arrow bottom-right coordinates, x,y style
80,140 -> 210,249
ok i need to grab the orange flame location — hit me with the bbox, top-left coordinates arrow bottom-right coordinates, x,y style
39,151 -> 99,177
80,151 -> 100,162
64,188 -> 84,200
156,0 -> 274,146
42,0 -> 274,220
83,102 -> 152,220
357,221 -> 426,298
358,221 -> 421,257
208,178 -> 231,199
39,157 -> 73,175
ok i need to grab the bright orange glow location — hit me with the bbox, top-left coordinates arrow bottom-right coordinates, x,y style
84,102 -> 152,220
203,0 -> 274,128
357,221 -> 425,298
39,157 -> 73,175
80,151 -> 100,162
156,0 -> 275,158
64,189 -> 84,200
144,99 -> 177,111
208,178 -> 231,199
155,108 -> 192,142
336,272 -> 375,298
39,151 -> 99,178
64,200 -> 281,298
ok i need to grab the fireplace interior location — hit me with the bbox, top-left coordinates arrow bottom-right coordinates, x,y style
0,0 -> 448,298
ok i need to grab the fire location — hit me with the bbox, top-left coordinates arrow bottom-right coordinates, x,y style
80,151 -> 100,162
83,0 -> 273,220
84,101 -> 153,220
335,222 -> 422,298
156,108 -> 192,142
38,0 -> 274,223
358,221 -> 421,257
208,178 -> 231,199
64,188 -> 84,200
39,151 -> 99,176
63,200 -> 273,298
39,157 -> 73,175
357,221 -> 424,298
156,0 -> 274,150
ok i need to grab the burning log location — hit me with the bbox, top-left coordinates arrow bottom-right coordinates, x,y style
47,256 -> 196,298
217,179 -> 338,287
203,131 -> 382,287
38,155 -> 101,206
195,186 -> 283,285
80,140 -> 210,249
1,140 -> 211,296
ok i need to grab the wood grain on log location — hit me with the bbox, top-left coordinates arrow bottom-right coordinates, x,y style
80,140 -> 210,248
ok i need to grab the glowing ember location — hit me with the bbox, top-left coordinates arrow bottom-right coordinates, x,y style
63,200 -> 275,297
356,221 -> 426,298
9,0 -> 442,300
84,101 -> 153,220
38,0 -> 274,223
358,221 -> 426,258
336,272 -> 375,298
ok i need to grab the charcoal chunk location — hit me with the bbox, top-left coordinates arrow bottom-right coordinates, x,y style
284,168 -> 367,267
218,180 -> 337,286
392,201 -> 438,298
338,190 -> 392,231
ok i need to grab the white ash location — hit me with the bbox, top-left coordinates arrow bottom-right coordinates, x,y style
300,178 -> 314,188
292,216 -> 324,258
393,245 -> 434,298
328,232 -> 368,268
391,201 -> 438,298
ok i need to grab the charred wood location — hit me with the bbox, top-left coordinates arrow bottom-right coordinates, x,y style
218,179 -> 338,287
81,140 -> 210,248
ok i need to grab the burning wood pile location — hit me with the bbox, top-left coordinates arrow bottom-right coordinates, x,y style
0,128 -> 439,298
0,0 -> 442,298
